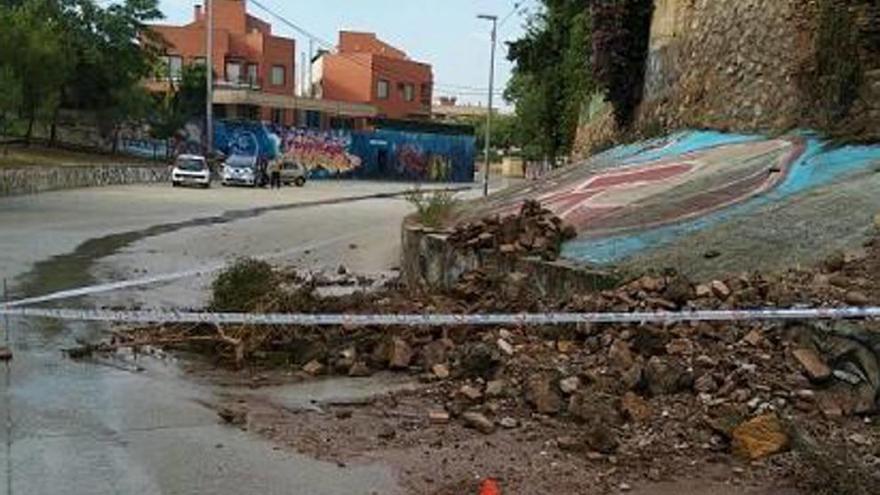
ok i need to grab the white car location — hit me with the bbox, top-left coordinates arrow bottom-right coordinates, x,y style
171,154 -> 211,188
221,154 -> 262,187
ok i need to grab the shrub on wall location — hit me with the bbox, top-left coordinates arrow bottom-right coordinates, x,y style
798,0 -> 863,129
590,0 -> 654,129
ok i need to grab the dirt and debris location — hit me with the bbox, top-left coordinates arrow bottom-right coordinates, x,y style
77,212 -> 880,494
449,199 -> 577,260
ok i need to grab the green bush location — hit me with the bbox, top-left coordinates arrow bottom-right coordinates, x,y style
210,258 -> 276,313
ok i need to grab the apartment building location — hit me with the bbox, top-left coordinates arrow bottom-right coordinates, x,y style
312,32 -> 433,120
148,1 -> 376,128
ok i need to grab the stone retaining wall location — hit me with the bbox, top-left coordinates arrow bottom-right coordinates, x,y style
0,164 -> 171,197
401,224 -> 618,299
575,0 -> 880,156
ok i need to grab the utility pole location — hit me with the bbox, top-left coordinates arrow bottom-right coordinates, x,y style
308,39 -> 314,97
477,14 -> 497,197
300,50 -> 307,96
205,0 -> 214,157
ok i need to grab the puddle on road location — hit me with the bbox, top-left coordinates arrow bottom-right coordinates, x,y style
11,189 -> 418,301
228,374 -> 421,412
1,190 -> 424,494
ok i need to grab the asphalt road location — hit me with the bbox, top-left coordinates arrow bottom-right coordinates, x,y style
0,181 -> 462,495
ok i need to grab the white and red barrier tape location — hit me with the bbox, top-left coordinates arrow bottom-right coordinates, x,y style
1,306 -> 879,326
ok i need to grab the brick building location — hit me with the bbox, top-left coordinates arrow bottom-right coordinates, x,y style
312,32 -> 433,120
148,1 -> 376,128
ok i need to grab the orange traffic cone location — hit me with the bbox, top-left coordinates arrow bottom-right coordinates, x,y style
479,478 -> 501,495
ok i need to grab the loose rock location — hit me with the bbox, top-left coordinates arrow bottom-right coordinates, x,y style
459,385 -> 483,401
485,380 -> 507,397
526,374 -> 562,414
731,414 -> 789,460
559,376 -> 581,395
711,280 -> 732,300
218,406 -> 247,426
348,362 -> 372,377
388,338 -> 414,369
645,356 -> 693,396
620,392 -> 652,422
499,416 -> 518,429
302,360 -> 325,376
428,410 -> 450,424
792,348 -> 832,382
845,291 -> 870,306
462,411 -> 495,434
432,363 -> 451,379
497,338 -> 515,356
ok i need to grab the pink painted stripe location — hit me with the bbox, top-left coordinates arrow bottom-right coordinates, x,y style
585,163 -> 693,189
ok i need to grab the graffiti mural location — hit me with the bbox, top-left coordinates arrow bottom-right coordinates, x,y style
278,128 -> 362,177
351,129 -> 474,183
206,120 -> 475,182
463,130 -> 880,263
393,143 -> 453,181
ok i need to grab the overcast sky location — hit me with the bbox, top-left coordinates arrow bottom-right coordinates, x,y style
157,0 -> 534,107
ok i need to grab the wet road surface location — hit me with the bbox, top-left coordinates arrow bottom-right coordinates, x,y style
0,182 -> 448,495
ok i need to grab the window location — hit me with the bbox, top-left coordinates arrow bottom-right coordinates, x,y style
403,83 -> 415,102
271,108 -> 284,125
225,61 -> 241,83
420,83 -> 432,105
377,79 -> 390,99
271,65 -> 285,86
246,64 -> 259,85
158,55 -> 183,81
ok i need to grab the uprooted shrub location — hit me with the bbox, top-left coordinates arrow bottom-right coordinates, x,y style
210,258 -> 276,313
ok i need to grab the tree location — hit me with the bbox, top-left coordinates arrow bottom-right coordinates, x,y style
1,0 -> 74,143
150,63 -> 207,140
505,0 -> 593,162
0,0 -> 164,144
452,113 -> 518,155
590,0 -> 654,128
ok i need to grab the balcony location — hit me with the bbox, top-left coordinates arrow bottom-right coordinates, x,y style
215,77 -> 262,91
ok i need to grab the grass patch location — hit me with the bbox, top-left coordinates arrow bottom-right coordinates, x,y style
0,143 -> 152,168
405,187 -> 459,229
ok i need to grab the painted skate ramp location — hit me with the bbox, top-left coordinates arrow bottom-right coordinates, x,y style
465,131 -> 880,265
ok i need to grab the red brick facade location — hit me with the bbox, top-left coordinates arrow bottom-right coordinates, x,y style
315,32 -> 433,120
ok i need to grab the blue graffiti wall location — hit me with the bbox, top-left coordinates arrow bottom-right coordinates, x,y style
210,120 -> 475,183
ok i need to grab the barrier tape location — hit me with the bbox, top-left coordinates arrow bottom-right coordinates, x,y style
1,306 -> 879,326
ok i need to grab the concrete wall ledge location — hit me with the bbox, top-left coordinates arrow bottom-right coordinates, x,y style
401,224 -> 619,299
0,164 -> 170,197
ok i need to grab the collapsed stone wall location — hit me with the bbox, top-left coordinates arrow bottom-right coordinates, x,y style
575,0 -> 880,155
0,164 -> 171,197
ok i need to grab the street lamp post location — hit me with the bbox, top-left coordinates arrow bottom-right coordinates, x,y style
477,14 -> 497,198
205,0 -> 214,157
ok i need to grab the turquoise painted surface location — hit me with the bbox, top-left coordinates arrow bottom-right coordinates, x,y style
563,132 -> 880,264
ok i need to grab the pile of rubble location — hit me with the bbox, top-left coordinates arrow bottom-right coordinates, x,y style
100,232 -> 880,491
448,200 -> 577,260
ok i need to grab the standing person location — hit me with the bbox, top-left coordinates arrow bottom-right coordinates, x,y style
268,158 -> 282,189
